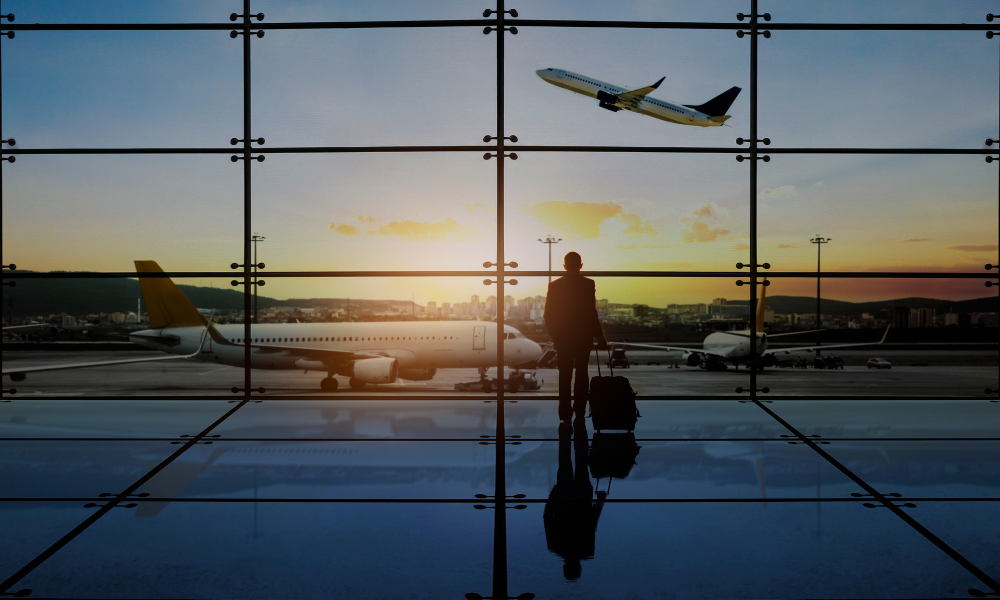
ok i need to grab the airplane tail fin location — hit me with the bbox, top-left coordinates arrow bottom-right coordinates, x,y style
755,278 -> 768,333
684,86 -> 742,117
134,261 -> 207,329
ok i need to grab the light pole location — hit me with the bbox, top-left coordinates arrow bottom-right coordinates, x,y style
251,233 -> 265,323
538,235 -> 561,286
809,235 -> 831,354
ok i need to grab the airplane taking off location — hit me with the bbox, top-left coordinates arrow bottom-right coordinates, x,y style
536,68 -> 741,127
2,261 -> 544,391
619,280 -> 890,370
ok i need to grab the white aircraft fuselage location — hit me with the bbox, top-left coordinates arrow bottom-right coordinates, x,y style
536,68 -> 727,127
130,320 -> 541,374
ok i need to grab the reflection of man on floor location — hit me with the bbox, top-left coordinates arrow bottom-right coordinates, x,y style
544,251 -> 607,423
544,420 -> 607,580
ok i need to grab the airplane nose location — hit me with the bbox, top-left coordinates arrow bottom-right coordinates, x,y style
527,340 -> 543,361
535,69 -> 550,80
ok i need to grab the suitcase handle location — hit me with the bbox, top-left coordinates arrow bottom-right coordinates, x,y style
595,345 -> 614,377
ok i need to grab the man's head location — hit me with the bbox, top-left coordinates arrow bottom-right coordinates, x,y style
563,251 -> 582,272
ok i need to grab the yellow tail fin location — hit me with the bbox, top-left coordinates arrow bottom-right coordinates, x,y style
135,261 -> 207,329
755,277 -> 768,333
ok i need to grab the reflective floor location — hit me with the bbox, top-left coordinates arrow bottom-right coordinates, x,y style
2,385 -> 998,599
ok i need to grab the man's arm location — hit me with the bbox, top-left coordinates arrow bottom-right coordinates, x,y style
588,280 -> 608,349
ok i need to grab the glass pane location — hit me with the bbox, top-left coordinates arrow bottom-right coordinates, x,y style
2,275 -> 249,398
507,28 -> 749,147
214,400 -> 501,439
0,400 -> 240,438
252,28 -> 495,146
771,400 -> 1000,439
760,0 -> 995,24
250,155 -> 496,272
2,156 -> 242,272
2,32 -> 241,148
505,154 -> 751,273
513,0 -> 745,21
819,441 -> 1000,498
13,502 -> 494,598
758,156 -> 998,273
2,1 -> 241,23
136,440 -> 507,500
508,501 -> 989,598
759,31 -> 999,148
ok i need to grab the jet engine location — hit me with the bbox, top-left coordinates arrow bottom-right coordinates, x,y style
596,91 -> 621,112
348,357 -> 398,384
681,351 -> 702,367
759,354 -> 777,368
398,367 -> 436,381
596,90 -> 619,103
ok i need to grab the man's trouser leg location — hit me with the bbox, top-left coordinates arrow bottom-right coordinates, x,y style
572,348 -> 591,417
557,346 -> 575,421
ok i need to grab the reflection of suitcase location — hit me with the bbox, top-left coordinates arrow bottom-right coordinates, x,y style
589,432 -> 641,480
589,349 -> 640,432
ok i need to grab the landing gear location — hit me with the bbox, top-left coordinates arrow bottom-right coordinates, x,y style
349,377 -> 366,390
320,377 -> 339,392
478,367 -> 491,393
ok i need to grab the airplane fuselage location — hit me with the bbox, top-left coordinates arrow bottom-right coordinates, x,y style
130,321 -> 541,373
702,330 -> 768,362
536,68 -> 724,127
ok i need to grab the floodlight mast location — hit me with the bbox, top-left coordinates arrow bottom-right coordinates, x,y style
810,235 -> 832,353
538,236 -> 562,286
251,233 -> 265,322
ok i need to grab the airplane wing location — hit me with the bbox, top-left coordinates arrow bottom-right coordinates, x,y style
617,77 -> 665,102
2,323 -> 52,331
608,341 -> 729,360
2,352 -> 200,376
767,326 -> 891,355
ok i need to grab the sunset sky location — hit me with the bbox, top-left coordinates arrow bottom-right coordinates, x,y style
2,0 -> 997,307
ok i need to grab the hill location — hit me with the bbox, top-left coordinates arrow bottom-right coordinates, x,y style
727,295 -> 998,315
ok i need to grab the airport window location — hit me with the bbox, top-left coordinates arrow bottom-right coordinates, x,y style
2,3 -> 998,599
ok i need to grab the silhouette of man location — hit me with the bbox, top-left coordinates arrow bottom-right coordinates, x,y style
544,251 -> 607,423
544,419 -> 606,580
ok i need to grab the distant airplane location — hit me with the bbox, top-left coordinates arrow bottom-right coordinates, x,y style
618,279 -> 890,370
2,261 -> 544,391
536,68 -> 741,127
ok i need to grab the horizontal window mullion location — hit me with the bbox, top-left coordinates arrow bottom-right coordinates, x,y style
7,21 -> 994,32
7,147 -> 994,156
6,271 -> 995,279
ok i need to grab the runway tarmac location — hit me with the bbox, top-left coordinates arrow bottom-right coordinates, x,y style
3,349 -> 997,398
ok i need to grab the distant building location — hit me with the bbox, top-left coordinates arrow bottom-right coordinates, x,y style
426,301 -> 437,316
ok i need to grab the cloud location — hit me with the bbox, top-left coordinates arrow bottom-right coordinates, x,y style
731,243 -> 751,251
774,244 -> 798,249
902,238 -> 930,243
329,223 -> 359,235
760,185 -> 796,200
522,201 -> 656,240
679,203 -> 731,243
354,215 -> 379,222
617,244 -> 672,250
946,244 -> 998,252
375,217 -> 474,241
465,203 -> 487,214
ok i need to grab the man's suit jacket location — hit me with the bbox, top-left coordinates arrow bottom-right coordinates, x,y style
544,274 -> 604,351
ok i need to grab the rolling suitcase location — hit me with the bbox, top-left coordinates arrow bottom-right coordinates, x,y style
588,348 -> 640,432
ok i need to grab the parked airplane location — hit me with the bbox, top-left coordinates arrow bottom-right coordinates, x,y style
618,280 -> 890,370
1,261 -> 544,391
536,68 -> 741,127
